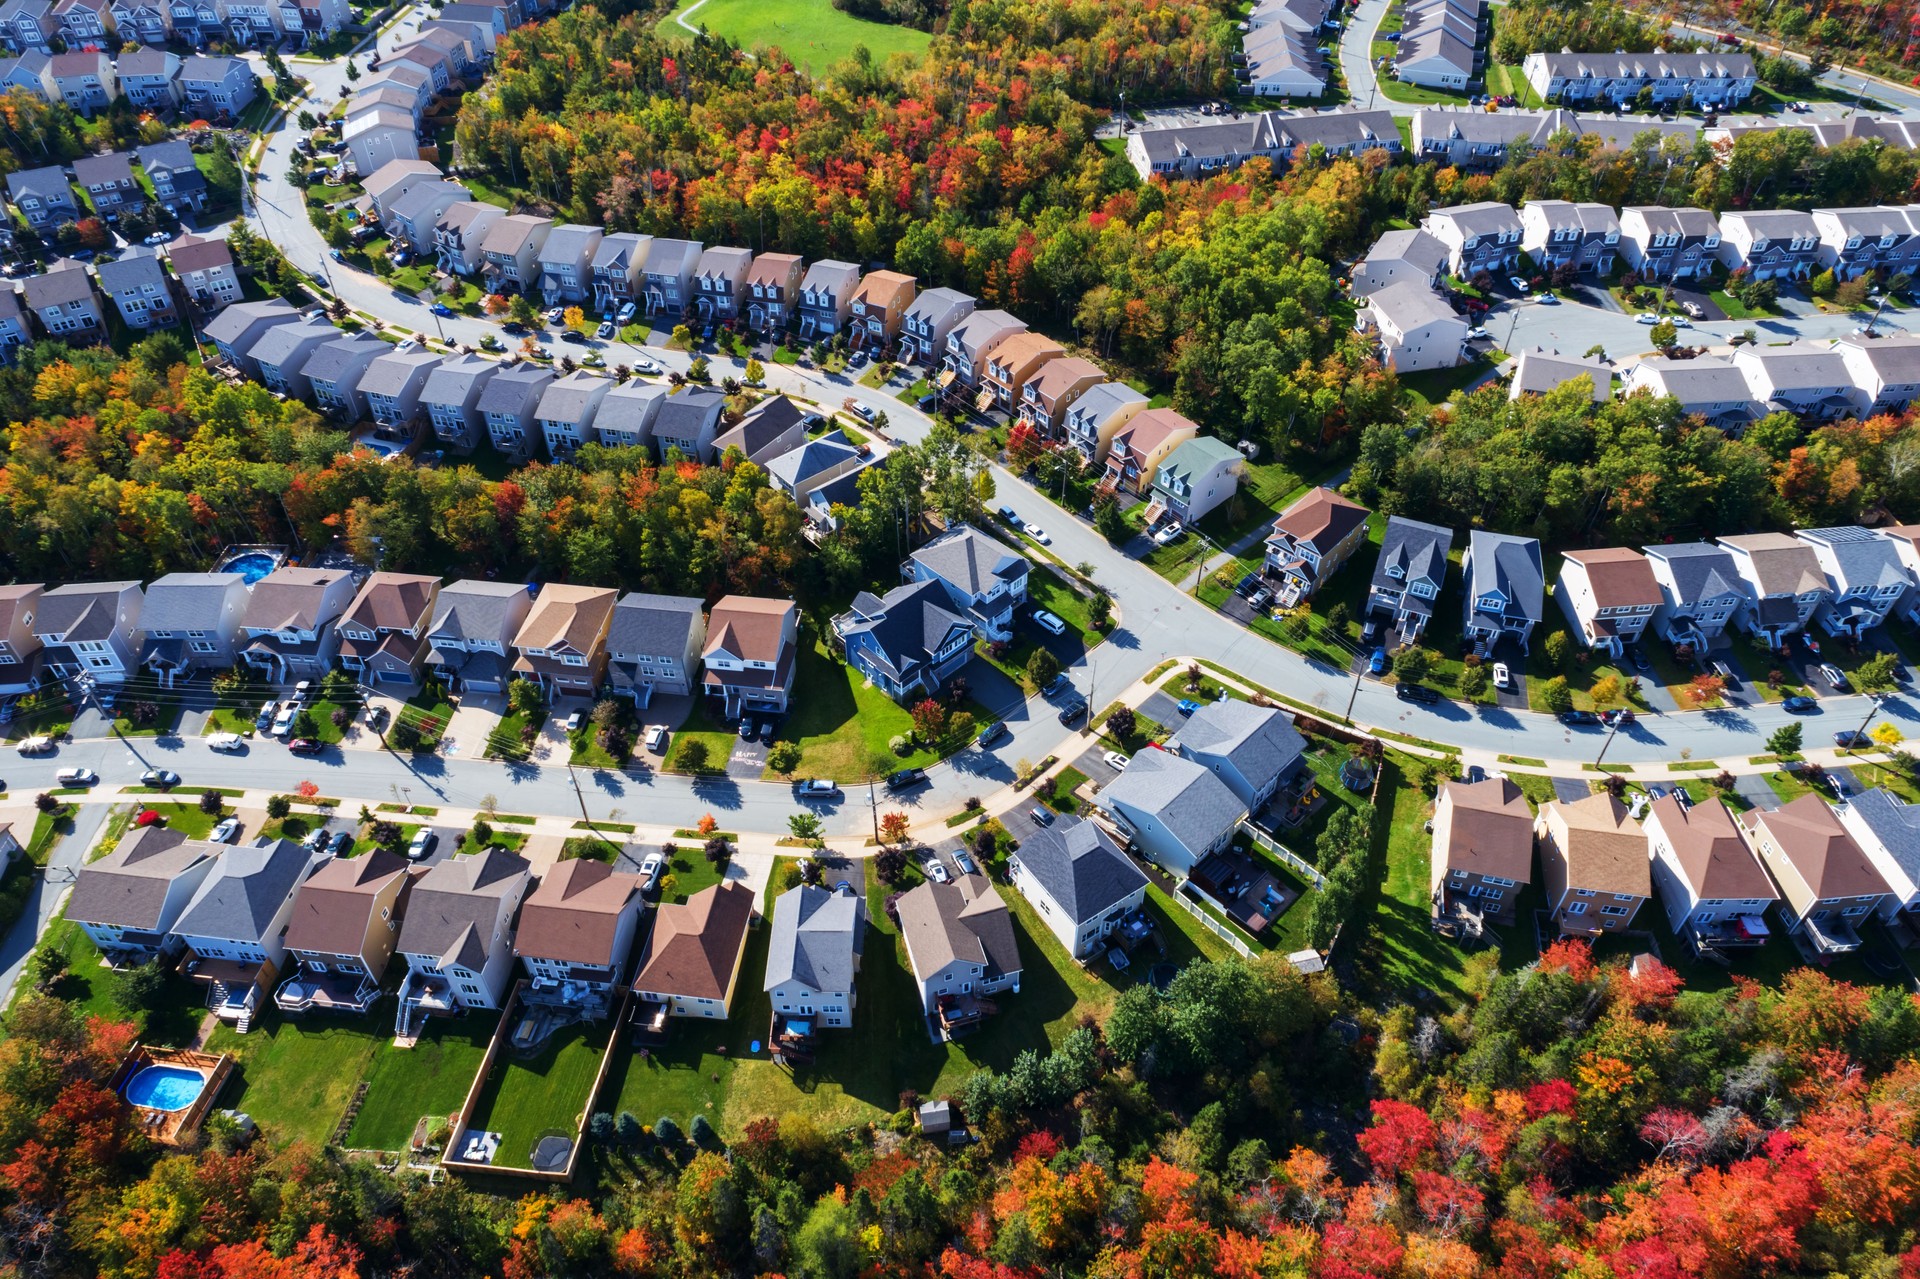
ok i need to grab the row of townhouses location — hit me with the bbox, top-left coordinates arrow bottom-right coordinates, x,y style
1432,777 -> 1920,963
1520,50 -> 1757,110
0,0 -> 534,52
1231,0 -> 1341,98
1121,106 -> 1400,180
0,231 -> 241,349
0,47 -> 253,115
1390,0 -> 1488,92
6,143 -> 227,232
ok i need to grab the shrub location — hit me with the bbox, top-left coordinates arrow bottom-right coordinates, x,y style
589,1113 -> 615,1142
198,790 -> 224,816
390,720 -> 422,752
654,1115 -> 683,1147
616,1111 -> 642,1145
690,1114 -> 716,1147
265,794 -> 291,820
674,738 -> 709,771
1541,676 -> 1574,714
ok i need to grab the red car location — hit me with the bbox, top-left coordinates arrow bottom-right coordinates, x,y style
287,738 -> 324,756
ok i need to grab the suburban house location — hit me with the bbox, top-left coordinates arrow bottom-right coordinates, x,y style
1521,50 -> 1756,108
1742,794 -> 1890,956
5,164 -> 77,230
1731,343 -> 1855,420
0,289 -> 26,362
1836,787 -> 1920,923
1462,529 -> 1545,654
1644,794 -> 1778,956
942,307 -> 1026,389
906,523 -> 1030,644
1369,516 -> 1452,644
95,250 -> 178,331
23,262 -> 105,339
1880,525 -> 1920,625
166,0 -> 226,49
64,828 -> 220,964
510,582 -> 616,698
0,583 -> 43,696
1392,9 -> 1477,90
1519,200 -> 1621,275
1125,109 -> 1398,180
640,237 -> 703,319
1061,381 -> 1148,465
514,859 -> 645,1019
1623,356 -> 1761,431
846,269 -> 916,352
1509,348 -> 1610,403
425,579 -> 533,694
1617,206 -> 1723,282
419,353 -> 499,451
300,332 -> 387,422
354,349 -> 442,454
1009,817 -> 1148,960
796,259 -> 860,338
1554,547 -> 1662,658
1796,525 -> 1909,637
1017,355 -> 1104,435
109,0 -> 169,42
72,151 -> 141,221
764,884 -> 867,1030
651,386 -> 726,461
1430,778 -> 1533,930
365,162 -> 439,219
1096,748 -> 1246,876
589,232 -> 648,314
1364,280 -> 1467,372
135,571 -> 248,687
1264,486 -> 1371,607
1350,227 -> 1450,298
55,0 -> 114,46
631,880 -> 756,1019
479,214 -> 552,294
138,141 -> 209,214
604,592 -> 706,706
474,361 -> 553,460
895,869 -> 1022,1038
832,578 -> 975,704
49,50 -> 114,114
384,180 -> 470,256
394,846 -> 534,1029
0,49 -> 53,97
1717,532 -> 1830,647
433,200 -> 504,277
1837,334 -> 1920,415
593,379 -> 668,452
274,848 -> 415,1015
172,837 -> 324,1029
1537,792 -> 1651,936
534,369 -> 613,459
1241,24 -> 1326,97
167,235 -> 241,311
898,287 -> 973,364
32,579 -> 142,682
1420,201 -> 1522,278
1150,436 -> 1245,526
742,250 -> 804,333
1167,699 -> 1307,813
176,53 -> 253,117
712,393 -> 808,465
0,0 -> 54,51
1102,407 -> 1197,497
766,431 -> 866,505
1812,206 -> 1920,281
246,315 -> 338,401
236,567 -> 357,683
1643,542 -> 1747,648
1716,209 -> 1821,280
701,595 -> 797,718
980,330 -> 1065,412
535,223 -> 602,306
336,571 -> 439,686
689,244 -> 751,321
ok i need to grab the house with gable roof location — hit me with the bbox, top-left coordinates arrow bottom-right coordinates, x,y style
764,883 -> 867,1028
394,846 -> 533,1030
1009,817 -> 1147,959
515,859 -> 644,1018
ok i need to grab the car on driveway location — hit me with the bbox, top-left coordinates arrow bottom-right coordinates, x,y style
886,767 -> 928,791
140,768 -> 180,789
1834,730 -> 1871,748
1028,806 -> 1054,827
1176,697 -> 1201,715
545,306 -> 566,325
271,703 -> 298,737
1102,750 -> 1129,771
638,851 -> 665,891
1508,276 -> 1529,293
645,725 -> 668,753
327,829 -> 353,856
1782,696 -> 1818,712
1558,710 -> 1601,727
287,737 -> 323,756
1820,663 -> 1850,691
1396,682 -> 1440,705
209,816 -> 241,843
1369,649 -> 1387,676
1032,610 -> 1067,636
926,858 -> 950,883
795,778 -> 839,797
617,302 -> 638,324
55,767 -> 97,785
1151,522 -> 1184,546
1491,662 -> 1511,690
1629,647 -> 1651,672
407,827 -> 438,860
566,709 -> 587,732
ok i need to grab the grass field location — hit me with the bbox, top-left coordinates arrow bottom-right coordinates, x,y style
346,1020 -> 495,1151
661,0 -> 930,69
202,1015 -> 382,1149
465,1018 -> 613,1169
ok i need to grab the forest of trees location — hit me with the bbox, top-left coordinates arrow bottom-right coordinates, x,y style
1491,0 -> 1663,66
1635,0 -> 1920,81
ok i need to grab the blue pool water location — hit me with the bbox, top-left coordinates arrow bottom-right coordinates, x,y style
124,1065 -> 205,1112
221,552 -> 280,585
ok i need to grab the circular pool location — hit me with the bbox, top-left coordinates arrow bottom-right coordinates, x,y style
123,1064 -> 206,1112
220,552 -> 281,585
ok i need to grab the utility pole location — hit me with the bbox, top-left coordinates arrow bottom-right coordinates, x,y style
566,763 -> 589,823
867,776 -> 881,845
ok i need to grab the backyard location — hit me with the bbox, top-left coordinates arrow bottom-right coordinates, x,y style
345,1020 -> 496,1151
202,1015 -> 383,1149
463,1017 -> 615,1170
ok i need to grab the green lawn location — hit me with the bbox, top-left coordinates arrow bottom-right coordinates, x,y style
346,1020 -> 495,1151
660,0 -> 930,69
112,704 -> 184,737
133,801 -> 229,841
484,711 -> 534,761
464,1017 -> 613,1169
568,702 -> 633,768
1358,758 -> 1473,1003
765,631 -> 989,782
26,807 -> 73,867
1193,456 -> 1310,549
1401,351 -> 1505,414
667,700 -> 736,776
202,1015 -> 382,1149
398,685 -> 455,751
1037,767 -> 1090,813
204,705 -> 261,735
13,920 -> 208,1046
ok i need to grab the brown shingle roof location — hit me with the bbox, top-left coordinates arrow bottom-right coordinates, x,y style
1549,792 -> 1650,898
632,880 -> 754,1001
1024,356 -> 1104,403
896,870 -> 1020,982
1648,795 -> 1775,902
1435,778 -> 1533,881
511,583 -> 616,655
514,858 -> 641,967
745,252 -> 802,287
1563,548 -> 1663,609
703,596 -> 794,665
242,567 -> 349,631
283,849 -> 412,955
342,571 -> 438,634
1112,407 -> 1197,458
1272,486 -> 1370,554
1745,793 -> 1891,900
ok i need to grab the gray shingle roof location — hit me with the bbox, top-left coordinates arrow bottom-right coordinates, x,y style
419,352 -> 497,405
396,845 -> 530,970
1012,816 -> 1147,924
357,348 -> 444,397
430,579 -> 526,643
23,262 -> 97,308
1844,788 -> 1920,886
1426,200 -> 1521,238
1643,542 -> 1744,606
537,222 -> 601,267
71,151 -> 134,188
135,139 -> 197,178
172,838 -> 315,946
534,369 -> 609,423
763,884 -> 865,995
767,431 -> 860,489
94,249 -> 169,295
137,572 -> 243,631
246,316 -> 336,368
1466,530 -> 1544,623
606,591 -> 702,659
642,237 -> 702,277
902,286 -> 972,329
838,578 -> 971,684
474,362 -> 552,414
300,332 -> 386,385
1373,516 -> 1452,604
1066,381 -> 1149,430
1170,700 -> 1307,793
896,871 -> 1020,982
1100,749 -> 1244,856
65,827 -> 216,931
653,386 -> 724,440
712,393 -> 805,462
37,581 -> 136,642
1799,525 -> 1912,594
910,524 -> 1028,595
593,379 -> 667,438
179,53 -> 246,83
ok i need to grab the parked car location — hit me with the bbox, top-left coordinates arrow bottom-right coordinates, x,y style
1151,521 -> 1184,546
1820,663 -> 1850,691
207,732 -> 246,753
638,851 -> 665,891
1028,806 -> 1055,827
208,816 -> 240,844
1043,674 -> 1072,699
926,858 -> 951,884
1674,787 -> 1695,811
1491,662 -> 1511,690
886,768 -> 928,791
16,736 -> 53,755
1834,730 -> 1871,748
645,725 -> 668,753
1636,313 -> 1659,325
1711,660 -> 1739,689
1629,647 -> 1651,673
407,827 -> 437,860
1057,697 -> 1088,725
1025,526 -> 1051,545
617,302 -> 638,324
140,768 -> 180,790
596,321 -> 616,339
327,829 -> 353,856
544,306 -> 566,325
302,826 -> 330,852
952,848 -> 976,875
287,737 -> 324,756
1508,276 -> 1529,293
431,303 -> 453,317
1558,710 -> 1601,727
1600,709 -> 1636,728
977,720 -> 1010,747
1396,683 -> 1440,705
566,709 -> 587,732
55,767 -> 97,785
1535,293 -> 1559,305
997,505 -> 1021,526
561,330 -> 588,345
795,778 -> 839,797
292,680 -> 314,703
1681,300 -> 1704,318
1369,648 -> 1387,676
271,704 -> 298,736
1671,315 -> 1692,328
1102,750 -> 1129,771
1176,698 -> 1201,714
1032,610 -> 1067,636
255,702 -> 278,732
1782,696 -> 1819,712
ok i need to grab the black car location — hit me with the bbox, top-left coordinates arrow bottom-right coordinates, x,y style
1057,697 -> 1088,725
977,721 -> 1009,747
886,767 -> 928,791
287,737 -> 324,756
1782,696 -> 1819,713
501,321 -> 529,335
561,330 -> 588,344
326,829 -> 353,856
1394,682 -> 1440,705
1628,647 -> 1651,673
1834,731 -> 1871,749
1558,710 -> 1601,727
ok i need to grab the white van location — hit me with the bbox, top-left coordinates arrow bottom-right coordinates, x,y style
207,732 -> 246,753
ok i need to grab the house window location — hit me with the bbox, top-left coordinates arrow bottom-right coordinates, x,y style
1565,901 -> 1588,915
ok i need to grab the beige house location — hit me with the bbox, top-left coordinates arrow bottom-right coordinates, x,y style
1017,355 -> 1104,435
1553,547 -> 1663,659
1644,794 -> 1777,955
980,330 -> 1065,412
847,269 -> 916,352
1101,407 -> 1198,497
631,880 -> 756,1019
1430,777 -> 1533,929
702,596 -> 797,718
274,848 -> 416,1014
1741,794 -> 1891,956
1537,792 -> 1650,936
510,583 -> 616,697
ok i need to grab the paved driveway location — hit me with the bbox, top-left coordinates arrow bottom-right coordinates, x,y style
1551,776 -> 1591,803
1140,690 -> 1192,730
724,731 -> 768,781
1734,773 -> 1782,811
443,696 -> 503,759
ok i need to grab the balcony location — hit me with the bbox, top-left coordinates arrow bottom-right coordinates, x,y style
274,968 -> 380,1013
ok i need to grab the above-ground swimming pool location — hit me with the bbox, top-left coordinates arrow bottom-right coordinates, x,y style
123,1065 -> 207,1112
219,552 -> 281,585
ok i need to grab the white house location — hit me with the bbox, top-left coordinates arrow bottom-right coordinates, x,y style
1096,748 -> 1246,876
394,846 -> 533,1032
1008,818 -> 1148,959
1365,279 -> 1467,372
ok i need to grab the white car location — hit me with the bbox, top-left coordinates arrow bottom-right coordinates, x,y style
1151,522 -> 1184,546
1636,313 -> 1659,326
633,357 -> 661,375
1671,315 -> 1692,328
1026,526 -> 1051,545
1491,662 -> 1512,690
926,859 -> 950,884
1032,610 -> 1067,636
15,736 -> 52,755
644,724 -> 668,753
1508,276 -> 1529,293
1103,750 -> 1129,771
55,767 -> 97,786
207,732 -> 246,753
638,851 -> 665,890
270,703 -> 298,736
407,827 -> 438,860
210,816 -> 242,843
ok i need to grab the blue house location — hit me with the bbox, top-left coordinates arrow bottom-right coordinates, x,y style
904,523 -> 1029,644
833,579 -> 975,704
